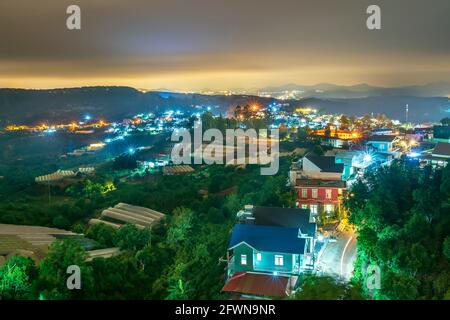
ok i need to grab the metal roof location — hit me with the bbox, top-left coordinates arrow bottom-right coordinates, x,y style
222,272 -> 290,298
295,179 -> 346,188
252,206 -> 316,237
367,135 -> 397,142
228,224 -> 306,254
433,142 -> 450,156
305,155 -> 344,173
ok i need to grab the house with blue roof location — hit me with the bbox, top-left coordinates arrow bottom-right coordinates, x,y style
223,206 -> 317,298
227,224 -> 309,277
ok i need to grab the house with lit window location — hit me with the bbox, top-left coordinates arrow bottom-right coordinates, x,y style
222,206 -> 317,299
366,135 -> 400,155
294,179 -> 346,218
312,126 -> 362,149
289,155 -> 346,217
334,151 -> 360,181
335,150 -> 378,182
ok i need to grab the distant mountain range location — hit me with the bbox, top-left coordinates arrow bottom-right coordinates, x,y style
258,82 -> 450,99
0,84 -> 449,125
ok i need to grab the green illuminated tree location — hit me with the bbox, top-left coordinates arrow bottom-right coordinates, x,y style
444,237 -> 450,261
0,256 -> 36,300
36,239 -> 94,300
346,160 -> 450,300
291,276 -> 362,300
440,117 -> 450,126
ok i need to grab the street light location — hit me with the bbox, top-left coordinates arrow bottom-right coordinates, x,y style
363,154 -> 372,163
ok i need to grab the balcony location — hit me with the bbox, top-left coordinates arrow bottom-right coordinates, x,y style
227,256 -> 235,278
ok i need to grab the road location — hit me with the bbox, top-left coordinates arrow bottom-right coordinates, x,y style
316,230 -> 357,281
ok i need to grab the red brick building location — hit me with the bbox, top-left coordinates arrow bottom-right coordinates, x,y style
290,155 -> 346,219
294,179 -> 346,218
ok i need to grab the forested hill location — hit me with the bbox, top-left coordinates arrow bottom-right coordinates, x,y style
0,86 -> 448,125
0,87 -> 275,125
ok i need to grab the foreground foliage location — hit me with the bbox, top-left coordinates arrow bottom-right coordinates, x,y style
346,161 -> 450,299
0,160 -> 296,300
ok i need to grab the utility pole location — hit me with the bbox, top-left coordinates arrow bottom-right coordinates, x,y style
48,182 -> 51,205
405,104 -> 409,124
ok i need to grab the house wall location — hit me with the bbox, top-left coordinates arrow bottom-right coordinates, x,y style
233,244 -> 254,273
232,243 -> 299,275
295,186 -> 343,214
253,251 -> 295,274
295,186 -> 342,202
299,171 -> 342,180
368,141 -> 392,153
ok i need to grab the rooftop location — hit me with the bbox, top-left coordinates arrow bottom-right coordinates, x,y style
222,272 -> 291,298
251,206 -> 316,237
0,224 -> 95,265
90,203 -> 166,229
229,224 -> 306,254
367,135 -> 398,142
295,179 -> 346,189
305,155 -> 344,173
432,142 -> 450,156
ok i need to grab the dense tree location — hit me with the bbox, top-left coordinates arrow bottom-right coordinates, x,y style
444,237 -> 450,261
0,156 -> 296,300
291,276 -> 362,300
296,126 -> 310,142
440,117 -> 450,126
36,240 -> 94,299
115,224 -> 152,251
113,154 -> 137,170
0,256 -> 36,300
346,161 -> 450,299
166,207 -> 195,249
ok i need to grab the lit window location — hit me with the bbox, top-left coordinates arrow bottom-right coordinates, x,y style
301,189 -> 307,198
275,255 -> 284,266
312,189 -> 318,198
241,254 -> 247,265
301,204 -> 308,209
256,253 -> 262,261
324,204 -> 334,213
325,189 -> 332,199
310,205 -> 318,214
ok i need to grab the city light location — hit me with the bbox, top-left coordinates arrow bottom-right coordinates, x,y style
363,154 -> 372,163
407,152 -> 420,158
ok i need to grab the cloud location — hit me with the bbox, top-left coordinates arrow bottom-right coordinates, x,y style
0,0 -> 448,90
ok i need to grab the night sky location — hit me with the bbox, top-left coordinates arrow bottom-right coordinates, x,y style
0,0 -> 449,90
